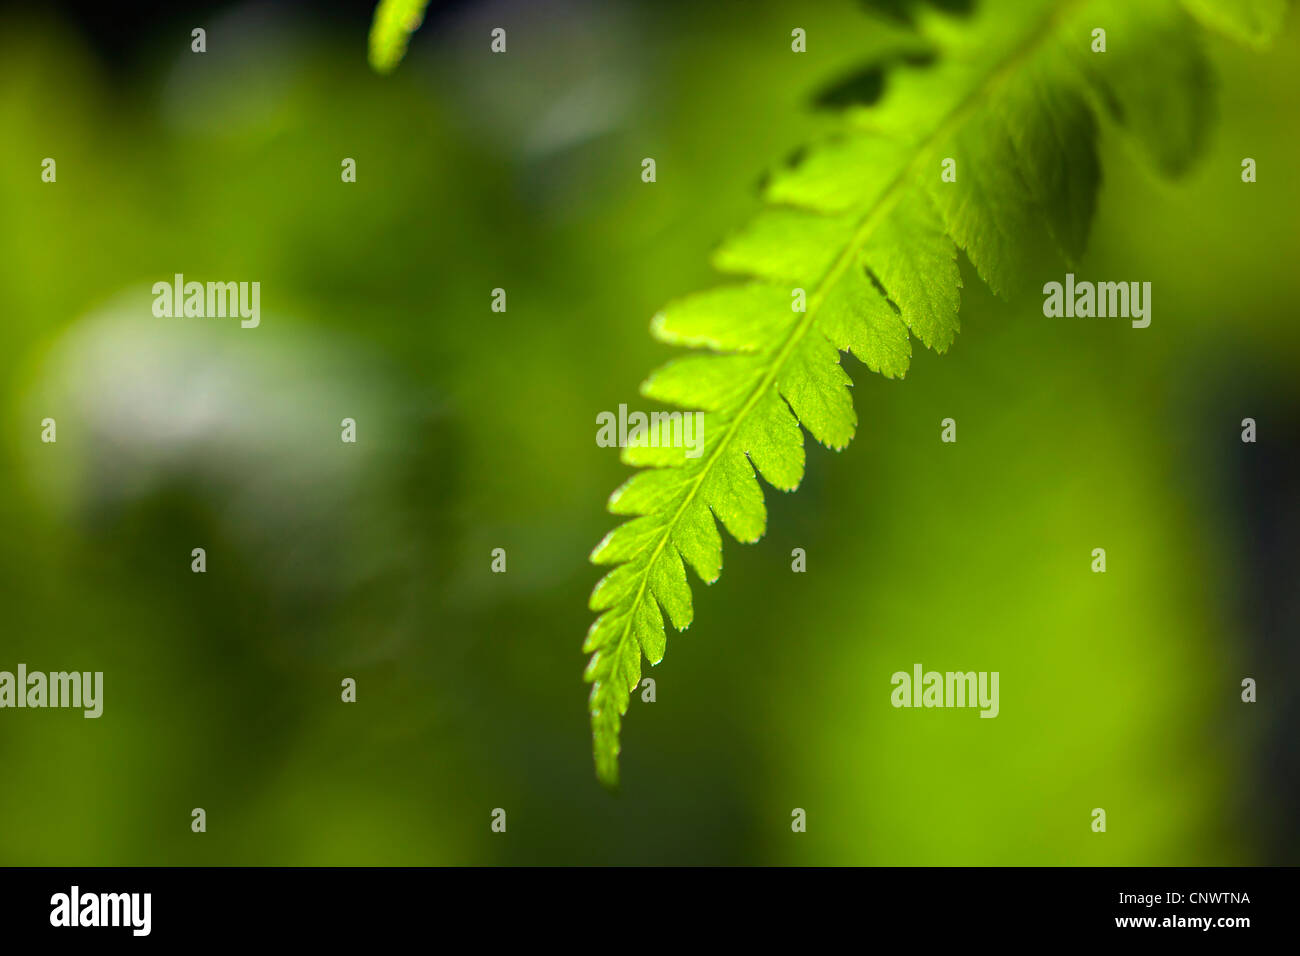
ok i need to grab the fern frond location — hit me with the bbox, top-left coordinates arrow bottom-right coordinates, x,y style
369,0 -> 431,74
584,0 -> 1287,787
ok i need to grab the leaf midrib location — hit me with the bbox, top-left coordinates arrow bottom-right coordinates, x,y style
593,0 -> 1084,718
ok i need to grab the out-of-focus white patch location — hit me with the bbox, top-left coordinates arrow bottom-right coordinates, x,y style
18,292 -> 419,605
160,2 -> 307,138
522,72 -> 634,160
428,0 -> 647,161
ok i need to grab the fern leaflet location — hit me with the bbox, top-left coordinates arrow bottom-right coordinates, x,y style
369,0 -> 431,74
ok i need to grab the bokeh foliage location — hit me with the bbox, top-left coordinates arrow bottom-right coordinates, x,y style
0,0 -> 1297,863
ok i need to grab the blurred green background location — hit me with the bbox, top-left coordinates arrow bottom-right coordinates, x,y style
1,0 -> 1297,865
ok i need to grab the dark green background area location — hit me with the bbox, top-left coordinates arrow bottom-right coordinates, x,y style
0,0 -> 1296,864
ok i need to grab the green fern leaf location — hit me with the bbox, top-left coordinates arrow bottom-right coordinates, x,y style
369,0 -> 431,74
584,0 -> 1286,787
